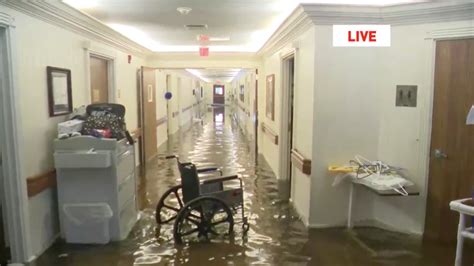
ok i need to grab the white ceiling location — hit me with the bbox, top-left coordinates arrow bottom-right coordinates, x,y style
64,0 -> 428,53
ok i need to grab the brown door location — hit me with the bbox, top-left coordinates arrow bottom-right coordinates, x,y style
141,67 -> 158,162
0,206 -> 9,265
90,56 -> 109,103
213,85 -> 225,105
424,39 -> 474,243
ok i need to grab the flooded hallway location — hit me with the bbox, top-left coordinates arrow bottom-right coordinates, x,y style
31,108 -> 472,265
0,1 -> 474,266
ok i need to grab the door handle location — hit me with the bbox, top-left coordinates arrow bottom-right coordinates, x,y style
433,149 -> 448,159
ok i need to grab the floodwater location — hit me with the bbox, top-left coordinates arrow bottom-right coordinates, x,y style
32,107 -> 472,266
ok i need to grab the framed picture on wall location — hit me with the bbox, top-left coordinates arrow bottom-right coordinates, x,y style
47,66 -> 73,117
240,85 -> 244,102
266,74 -> 275,121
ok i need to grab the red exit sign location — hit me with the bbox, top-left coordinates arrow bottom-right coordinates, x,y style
333,25 -> 390,47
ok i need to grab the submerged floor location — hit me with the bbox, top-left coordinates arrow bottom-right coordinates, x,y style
32,107 -> 472,266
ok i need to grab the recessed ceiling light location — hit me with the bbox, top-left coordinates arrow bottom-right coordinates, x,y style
209,37 -> 231,42
107,23 -> 160,51
177,7 -> 192,15
63,0 -> 98,9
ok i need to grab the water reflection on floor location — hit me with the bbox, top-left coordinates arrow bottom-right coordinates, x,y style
32,107 -> 471,266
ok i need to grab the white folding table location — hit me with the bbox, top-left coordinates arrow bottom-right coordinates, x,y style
345,175 -> 419,229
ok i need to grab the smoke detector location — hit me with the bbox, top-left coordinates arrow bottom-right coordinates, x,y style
177,7 -> 192,15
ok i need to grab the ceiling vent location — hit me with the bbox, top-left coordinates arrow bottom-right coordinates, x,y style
185,24 -> 208,30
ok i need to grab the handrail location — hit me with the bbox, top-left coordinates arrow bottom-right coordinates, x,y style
261,122 -> 278,145
291,149 -> 311,175
156,116 -> 167,127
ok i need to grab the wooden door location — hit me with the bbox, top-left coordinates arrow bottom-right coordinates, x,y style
90,56 -> 109,103
424,39 -> 474,243
0,206 -> 8,265
213,85 -> 225,105
0,153 -> 9,264
141,67 -> 158,162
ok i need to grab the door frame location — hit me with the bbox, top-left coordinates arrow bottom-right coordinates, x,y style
421,32 -> 474,233
0,13 -> 32,263
84,44 -> 117,103
254,69 -> 259,161
278,50 -> 296,183
165,74 -> 171,136
213,84 -> 225,105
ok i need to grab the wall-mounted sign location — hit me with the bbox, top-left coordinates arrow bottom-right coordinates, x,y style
147,84 -> 153,102
333,25 -> 391,47
199,47 -> 209,57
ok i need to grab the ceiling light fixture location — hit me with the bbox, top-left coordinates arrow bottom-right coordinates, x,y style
186,69 -> 210,83
177,7 -> 192,15
107,23 -> 160,51
63,0 -> 98,9
209,37 -> 231,42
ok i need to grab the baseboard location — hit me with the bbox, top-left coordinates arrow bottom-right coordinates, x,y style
307,218 -> 423,236
289,199 -> 309,227
27,233 -> 60,264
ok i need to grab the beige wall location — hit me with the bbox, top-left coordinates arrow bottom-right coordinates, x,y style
310,19 -> 474,233
155,70 -> 168,148
3,6 -> 147,258
232,70 -> 257,144
259,27 -> 316,224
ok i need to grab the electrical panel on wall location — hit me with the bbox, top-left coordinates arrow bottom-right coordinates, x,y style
396,85 -> 417,107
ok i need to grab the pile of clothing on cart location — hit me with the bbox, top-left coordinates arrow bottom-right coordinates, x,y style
57,103 -> 134,144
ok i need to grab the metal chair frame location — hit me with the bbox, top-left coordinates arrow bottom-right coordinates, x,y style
155,155 -> 249,242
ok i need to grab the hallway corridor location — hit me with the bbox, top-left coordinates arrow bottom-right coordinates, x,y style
29,108 -> 470,266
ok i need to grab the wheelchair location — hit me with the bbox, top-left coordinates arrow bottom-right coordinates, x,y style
155,155 -> 249,243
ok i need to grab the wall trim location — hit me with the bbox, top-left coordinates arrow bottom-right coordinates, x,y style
426,26 -> 474,40
1,1 -> 151,57
259,2 -> 474,57
0,12 -> 15,27
258,6 -> 313,57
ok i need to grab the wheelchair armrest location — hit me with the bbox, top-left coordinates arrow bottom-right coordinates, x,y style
201,175 -> 240,185
197,167 -> 222,175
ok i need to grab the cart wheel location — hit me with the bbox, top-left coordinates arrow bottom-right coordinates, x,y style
155,185 -> 184,224
173,196 -> 234,244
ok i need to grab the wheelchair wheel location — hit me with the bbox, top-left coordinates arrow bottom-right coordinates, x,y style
173,196 -> 234,244
155,185 -> 184,224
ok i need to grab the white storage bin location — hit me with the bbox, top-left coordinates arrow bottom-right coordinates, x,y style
63,203 -> 113,244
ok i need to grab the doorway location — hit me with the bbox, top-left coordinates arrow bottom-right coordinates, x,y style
90,55 -> 110,103
424,39 -> 474,243
166,74 -> 171,136
140,67 -> 158,163
213,84 -> 225,105
0,22 -> 30,263
280,55 -> 296,199
254,69 -> 259,161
